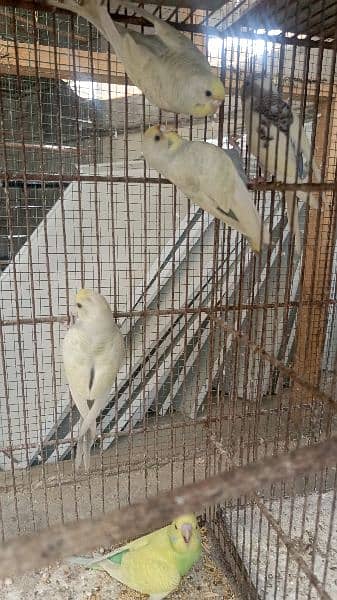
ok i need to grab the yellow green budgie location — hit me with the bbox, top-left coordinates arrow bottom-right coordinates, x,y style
69,514 -> 201,598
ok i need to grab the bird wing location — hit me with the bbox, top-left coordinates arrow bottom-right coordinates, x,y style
79,525 -> 168,568
253,90 -> 294,135
96,555 -> 180,597
126,30 -> 168,58
199,144 -> 270,251
78,329 -> 125,439
62,325 -> 94,416
252,90 -> 311,183
225,148 -> 248,185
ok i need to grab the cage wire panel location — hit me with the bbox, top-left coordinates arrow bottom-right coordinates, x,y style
0,1 -> 337,599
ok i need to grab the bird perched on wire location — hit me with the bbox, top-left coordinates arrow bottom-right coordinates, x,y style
142,125 -> 270,253
63,289 -> 125,471
43,0 -> 225,117
68,513 -> 201,599
241,73 -> 321,254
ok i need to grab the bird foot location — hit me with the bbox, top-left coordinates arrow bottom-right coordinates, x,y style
250,175 -> 268,184
228,135 -> 241,152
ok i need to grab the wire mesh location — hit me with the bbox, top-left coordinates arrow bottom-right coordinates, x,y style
0,1 -> 336,598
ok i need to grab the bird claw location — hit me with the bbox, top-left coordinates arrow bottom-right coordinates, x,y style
250,175 -> 268,184
228,135 -> 241,152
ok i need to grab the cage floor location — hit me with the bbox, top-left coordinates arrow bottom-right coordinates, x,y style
0,528 -> 238,600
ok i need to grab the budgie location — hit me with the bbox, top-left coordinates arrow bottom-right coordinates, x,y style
41,0 -> 225,117
68,513 -> 202,599
63,289 -> 125,471
142,125 -> 270,253
241,73 -> 321,253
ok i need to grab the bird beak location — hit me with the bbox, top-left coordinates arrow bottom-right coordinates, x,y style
181,523 -> 192,544
211,81 -> 225,105
212,98 -> 223,109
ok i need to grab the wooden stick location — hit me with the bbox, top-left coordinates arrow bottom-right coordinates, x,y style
0,435 -> 336,578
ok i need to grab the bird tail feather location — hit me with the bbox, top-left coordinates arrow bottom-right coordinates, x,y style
75,436 -> 85,471
75,416 -> 96,471
296,190 -> 319,210
262,222 -> 271,247
66,556 -> 95,568
308,156 -> 321,209
296,155 -> 321,209
83,424 -> 96,472
233,180 -> 270,252
285,192 -> 302,255
66,555 -> 109,571
78,403 -> 102,441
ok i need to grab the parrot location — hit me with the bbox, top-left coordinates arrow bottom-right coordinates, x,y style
142,125 -> 270,253
68,513 -> 202,599
42,0 -> 225,117
62,289 -> 125,471
241,73 -> 322,254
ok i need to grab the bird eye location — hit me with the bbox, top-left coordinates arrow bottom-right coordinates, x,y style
205,90 -> 212,97
76,303 -> 82,308
154,134 -> 161,142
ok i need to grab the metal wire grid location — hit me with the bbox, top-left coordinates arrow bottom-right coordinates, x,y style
0,1 -> 336,598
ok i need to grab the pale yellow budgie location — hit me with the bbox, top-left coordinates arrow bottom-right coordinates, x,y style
63,289 -> 125,471
142,125 -> 270,253
241,74 -> 321,254
42,0 -> 225,117
69,513 -> 202,599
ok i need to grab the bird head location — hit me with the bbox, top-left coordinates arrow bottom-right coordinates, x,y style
190,75 -> 225,117
168,514 -> 201,554
241,72 -> 276,101
75,289 -> 112,320
143,125 -> 184,164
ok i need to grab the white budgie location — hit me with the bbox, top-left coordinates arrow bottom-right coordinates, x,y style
63,289 -> 125,471
142,125 -> 270,253
241,74 -> 321,254
43,0 -> 225,117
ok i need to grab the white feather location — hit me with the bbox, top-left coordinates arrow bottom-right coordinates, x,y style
143,130 -> 270,253
62,292 -> 125,471
242,77 -> 321,253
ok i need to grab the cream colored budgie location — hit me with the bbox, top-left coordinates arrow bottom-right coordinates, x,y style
142,125 -> 270,252
241,74 -> 321,254
63,289 -> 125,471
69,513 -> 201,599
42,0 -> 225,117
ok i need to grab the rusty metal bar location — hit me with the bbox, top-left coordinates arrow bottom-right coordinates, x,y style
1,173 -> 336,191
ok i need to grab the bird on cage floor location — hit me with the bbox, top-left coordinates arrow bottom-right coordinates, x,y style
142,125 -> 270,254
67,513 -> 201,599
62,289 -> 125,471
240,73 -> 322,255
43,0 -> 225,118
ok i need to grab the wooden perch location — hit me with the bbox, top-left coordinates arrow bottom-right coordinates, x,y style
0,435 -> 336,578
